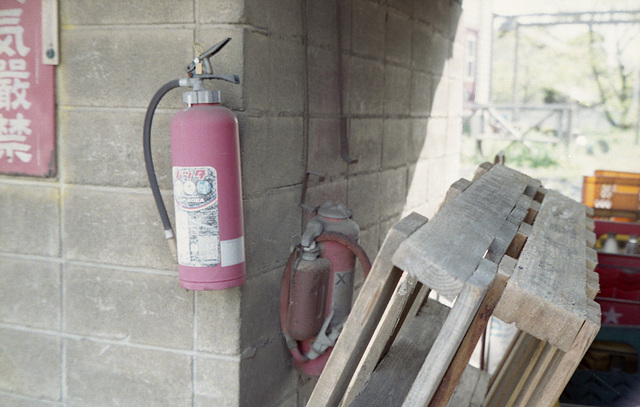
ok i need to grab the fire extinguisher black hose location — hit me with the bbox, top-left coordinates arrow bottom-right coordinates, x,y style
280,232 -> 372,364
143,79 -> 182,259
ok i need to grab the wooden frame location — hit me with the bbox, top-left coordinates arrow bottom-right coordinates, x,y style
307,163 -> 600,407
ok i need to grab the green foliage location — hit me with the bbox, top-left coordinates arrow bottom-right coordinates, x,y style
504,143 -> 559,168
491,19 -> 639,129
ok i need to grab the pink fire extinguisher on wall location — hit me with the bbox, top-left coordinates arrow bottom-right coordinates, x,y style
143,38 -> 245,290
280,202 -> 372,376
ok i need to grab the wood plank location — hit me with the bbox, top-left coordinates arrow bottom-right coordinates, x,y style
493,190 -> 589,351
340,273 -> 424,407
472,162 -> 494,181
349,299 -> 451,407
469,370 -> 490,407
439,178 -> 472,211
307,213 -> 428,407
445,365 -> 480,407
393,164 -> 531,300
484,333 -> 539,407
402,259 -> 497,407
586,269 -> 599,300
509,341 -> 558,406
429,257 -> 515,407
503,338 -> 547,407
532,299 -> 601,407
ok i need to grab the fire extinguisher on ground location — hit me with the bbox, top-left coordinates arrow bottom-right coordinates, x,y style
280,202 -> 372,376
143,38 -> 245,290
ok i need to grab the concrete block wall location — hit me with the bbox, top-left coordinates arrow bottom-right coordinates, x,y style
0,0 -> 463,406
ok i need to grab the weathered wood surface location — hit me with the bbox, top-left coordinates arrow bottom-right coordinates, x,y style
349,299 -> 450,407
393,164 -> 532,300
530,299 -> 601,407
446,365 -> 490,407
493,189 -> 591,352
339,273 -> 426,407
402,259 -> 497,406
309,163 -> 599,407
428,256 -> 515,407
306,213 -> 427,407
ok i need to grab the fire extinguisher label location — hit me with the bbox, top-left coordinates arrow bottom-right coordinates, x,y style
173,166 -> 220,267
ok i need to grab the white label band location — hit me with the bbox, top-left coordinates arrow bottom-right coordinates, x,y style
221,236 -> 245,267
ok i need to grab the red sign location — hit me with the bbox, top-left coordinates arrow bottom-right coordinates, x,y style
0,0 -> 56,177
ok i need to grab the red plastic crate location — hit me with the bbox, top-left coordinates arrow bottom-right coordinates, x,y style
594,220 -> 640,327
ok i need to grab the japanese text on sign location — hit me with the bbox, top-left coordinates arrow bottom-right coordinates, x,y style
0,1 -> 56,177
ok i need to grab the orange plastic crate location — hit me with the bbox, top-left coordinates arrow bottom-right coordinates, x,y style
583,174 -> 640,221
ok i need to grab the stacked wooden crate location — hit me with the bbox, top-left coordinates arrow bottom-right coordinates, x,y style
307,163 -> 600,407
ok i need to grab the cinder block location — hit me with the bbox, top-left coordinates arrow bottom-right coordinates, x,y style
430,75 -> 450,118
298,376 -> 319,406
425,116 -> 448,158
347,172 -> 380,228
447,78 -> 463,118
306,0 -> 339,47
239,115 -> 304,195
308,46 -> 341,116
240,269 -> 283,349
427,31 -> 451,75
446,35 -> 465,81
198,0 -> 245,24
60,108 -> 173,189
385,11 -> 412,66
59,28 -> 192,109
447,116 -> 463,155
0,258 -> 60,330
62,187 -> 176,269
421,0 -> 457,37
405,160 -> 429,210
382,118 -> 412,169
427,156 -> 450,206
308,118 -> 348,179
243,186 -> 302,276
194,356 -> 240,407
195,27 -> 245,111
347,118 -> 383,175
0,328 -> 61,400
384,65 -> 411,117
0,184 -> 59,257
410,118 -> 429,162
65,339 -> 192,407
196,287 -> 241,355
379,167 -> 408,219
411,71 -> 432,117
411,22 -> 432,72
351,0 -> 385,59
64,264 -> 193,349
390,0 -> 413,17
0,394 -> 51,407
239,338 -> 297,407
305,179 -> 348,212
60,0 -> 193,24
356,224 -> 380,285
245,0 -> 302,37
338,0 -> 353,51
345,55 -> 384,115
243,34 -> 305,114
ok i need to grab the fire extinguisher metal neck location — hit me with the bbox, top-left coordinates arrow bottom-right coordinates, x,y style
182,89 -> 221,106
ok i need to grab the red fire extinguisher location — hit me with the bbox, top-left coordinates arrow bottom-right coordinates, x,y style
280,202 -> 372,376
143,38 -> 245,290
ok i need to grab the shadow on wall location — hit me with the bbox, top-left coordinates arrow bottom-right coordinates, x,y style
238,1 -> 464,406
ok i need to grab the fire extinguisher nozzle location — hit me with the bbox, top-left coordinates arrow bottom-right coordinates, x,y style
166,235 -> 178,262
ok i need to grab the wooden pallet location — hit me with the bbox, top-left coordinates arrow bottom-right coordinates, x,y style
306,163 -> 600,407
